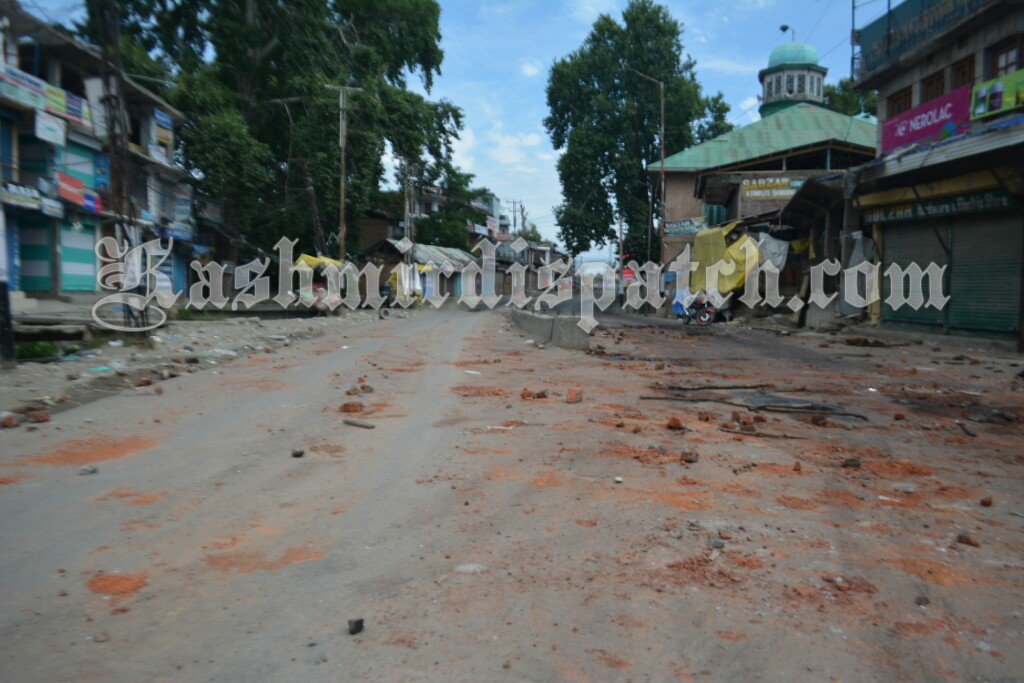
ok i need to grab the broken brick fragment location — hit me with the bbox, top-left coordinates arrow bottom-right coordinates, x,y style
1,414 -> 23,429
980,496 -> 993,507
894,413 -> 906,421
25,411 -> 50,423
956,534 -> 980,548
680,451 -> 699,464
520,389 -> 547,400
339,402 -> 364,414
566,389 -> 583,404
666,416 -> 685,430
697,412 -> 715,423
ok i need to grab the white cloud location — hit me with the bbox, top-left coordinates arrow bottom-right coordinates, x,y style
453,126 -> 476,172
520,60 -> 542,78
697,57 -> 760,75
738,96 -> 761,123
488,128 -> 543,166
570,0 -> 619,25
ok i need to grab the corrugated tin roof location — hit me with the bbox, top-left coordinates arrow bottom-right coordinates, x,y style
385,239 -> 477,268
655,103 -> 877,172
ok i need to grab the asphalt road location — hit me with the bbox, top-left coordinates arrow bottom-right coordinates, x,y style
2,306 -> 1021,682
0,308 -> 501,680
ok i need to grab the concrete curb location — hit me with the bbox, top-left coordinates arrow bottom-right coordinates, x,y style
509,309 -> 590,351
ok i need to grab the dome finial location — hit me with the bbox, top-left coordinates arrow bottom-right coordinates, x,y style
780,24 -> 795,42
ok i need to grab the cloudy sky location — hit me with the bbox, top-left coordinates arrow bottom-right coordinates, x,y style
33,0 -> 882,258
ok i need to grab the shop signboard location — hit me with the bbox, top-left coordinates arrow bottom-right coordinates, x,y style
172,183 -> 192,225
57,171 -> 102,214
863,189 -> 1013,223
882,85 -> 971,152
35,110 -> 67,146
857,0 -> 988,76
1,183 -> 42,210
970,67 -> 1024,121
41,198 -> 64,218
740,177 -> 804,200
0,63 -> 46,109
44,83 -> 91,126
93,154 -> 110,190
664,217 -> 706,236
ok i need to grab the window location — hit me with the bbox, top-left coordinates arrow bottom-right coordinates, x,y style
774,75 -> 781,94
797,74 -> 806,94
786,74 -> 794,94
991,39 -> 1021,77
921,71 -> 945,102
766,79 -> 773,98
951,55 -> 975,88
887,87 -> 912,117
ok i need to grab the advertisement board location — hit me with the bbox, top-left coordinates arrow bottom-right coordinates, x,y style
863,189 -> 1012,223
35,110 -> 67,147
664,217 -> 706,236
740,177 -> 804,200
882,85 -> 971,152
970,67 -> 1024,121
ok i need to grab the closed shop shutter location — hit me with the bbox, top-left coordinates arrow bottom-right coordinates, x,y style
881,221 -> 948,327
18,212 -> 52,292
948,212 -> 1022,335
60,220 -> 97,291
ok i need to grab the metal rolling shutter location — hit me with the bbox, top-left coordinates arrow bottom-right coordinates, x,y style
60,221 -> 97,291
881,221 -> 948,327
948,212 -> 1022,335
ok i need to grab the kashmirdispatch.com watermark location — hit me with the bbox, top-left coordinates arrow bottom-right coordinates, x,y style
91,234 -> 949,333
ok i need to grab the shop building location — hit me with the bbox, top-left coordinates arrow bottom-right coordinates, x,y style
850,0 -> 1024,341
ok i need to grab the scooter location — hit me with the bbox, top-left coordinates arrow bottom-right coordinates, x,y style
672,292 -> 716,326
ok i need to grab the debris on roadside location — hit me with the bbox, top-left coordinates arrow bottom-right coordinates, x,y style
566,389 -> 583,404
955,533 -> 980,548
339,402 -> 364,413
348,618 -> 364,635
342,418 -> 375,429
520,389 -> 547,400
78,465 -> 98,475
291,449 -> 305,458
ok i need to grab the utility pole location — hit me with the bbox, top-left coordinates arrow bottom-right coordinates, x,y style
617,215 -> 625,303
520,204 -> 527,237
509,199 -> 518,234
402,161 -> 414,266
326,84 -> 361,260
630,68 -> 665,264
92,0 -> 146,331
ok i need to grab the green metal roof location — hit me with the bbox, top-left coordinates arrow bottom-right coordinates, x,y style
767,42 -> 820,68
654,103 -> 877,172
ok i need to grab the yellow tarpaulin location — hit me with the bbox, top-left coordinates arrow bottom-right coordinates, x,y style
690,221 -> 757,294
294,254 -> 343,270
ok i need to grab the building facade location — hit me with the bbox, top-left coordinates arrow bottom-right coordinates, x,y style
654,40 -> 876,266
851,0 -> 1024,341
0,0 -> 198,308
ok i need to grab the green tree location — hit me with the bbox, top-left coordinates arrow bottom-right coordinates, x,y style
520,223 -> 543,242
414,166 -> 490,251
824,77 -> 878,117
77,0 -> 466,260
544,0 -> 731,257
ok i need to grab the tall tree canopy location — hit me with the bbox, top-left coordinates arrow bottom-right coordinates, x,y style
824,77 -> 878,118
77,0 -> 466,259
544,0 -> 731,258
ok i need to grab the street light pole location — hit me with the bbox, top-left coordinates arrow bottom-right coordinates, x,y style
630,68 -> 666,264
326,84 -> 361,260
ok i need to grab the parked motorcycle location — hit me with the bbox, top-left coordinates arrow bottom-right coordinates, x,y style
672,291 -> 716,326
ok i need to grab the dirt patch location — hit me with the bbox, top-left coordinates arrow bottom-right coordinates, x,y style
861,460 -> 935,477
96,488 -> 166,506
532,471 -> 562,488
883,557 -> 973,586
0,475 -> 25,485
87,573 -> 148,596
202,545 -> 325,574
19,435 -> 159,467
776,495 -> 818,511
452,385 -> 510,398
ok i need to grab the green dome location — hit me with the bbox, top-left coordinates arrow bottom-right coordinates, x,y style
767,42 -> 820,68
